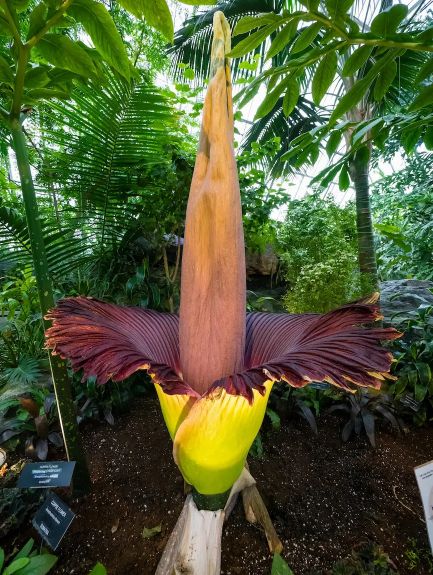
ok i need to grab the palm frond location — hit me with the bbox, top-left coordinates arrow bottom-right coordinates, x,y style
27,73 -> 178,276
241,96 -> 328,179
168,0 -> 290,82
0,356 -> 42,387
0,204 -> 87,274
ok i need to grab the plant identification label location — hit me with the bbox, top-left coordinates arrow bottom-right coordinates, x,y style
400,394 -> 422,412
32,492 -> 75,550
308,381 -> 331,390
414,460 -> 433,553
17,461 -> 75,488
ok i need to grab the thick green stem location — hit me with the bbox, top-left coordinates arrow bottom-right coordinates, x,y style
350,162 -> 379,295
10,120 -> 91,496
192,487 -> 230,511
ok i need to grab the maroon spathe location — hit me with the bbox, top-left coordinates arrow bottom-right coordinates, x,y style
45,295 -> 400,404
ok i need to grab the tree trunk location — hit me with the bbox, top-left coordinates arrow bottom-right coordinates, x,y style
349,162 -> 379,295
10,119 -> 91,496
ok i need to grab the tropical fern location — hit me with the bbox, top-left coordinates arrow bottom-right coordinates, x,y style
1,356 -> 42,387
1,73 -> 177,278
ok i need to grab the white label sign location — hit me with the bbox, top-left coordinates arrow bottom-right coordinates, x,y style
415,460 -> 433,553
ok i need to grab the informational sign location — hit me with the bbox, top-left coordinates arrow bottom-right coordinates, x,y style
308,381 -> 331,391
17,461 -> 75,488
414,460 -> 433,553
32,492 -> 75,550
400,394 -> 422,412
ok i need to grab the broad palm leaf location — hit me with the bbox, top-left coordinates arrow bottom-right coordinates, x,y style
169,0 -> 292,82
0,204 -> 86,275
1,73 -> 177,277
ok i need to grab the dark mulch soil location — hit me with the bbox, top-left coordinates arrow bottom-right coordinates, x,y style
3,394 -> 433,575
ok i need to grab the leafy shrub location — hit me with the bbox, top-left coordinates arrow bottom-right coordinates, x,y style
371,152 -> 433,281
332,541 -> 398,575
326,389 -> 404,448
405,538 -> 433,572
278,194 -> 359,314
0,538 -> 57,573
268,383 -> 318,435
0,388 -> 61,459
0,268 -> 47,389
0,488 -> 48,539
389,300 -> 433,425
73,372 -> 150,425
238,138 -> 291,254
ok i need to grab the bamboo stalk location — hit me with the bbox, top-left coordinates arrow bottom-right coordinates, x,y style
10,118 -> 91,496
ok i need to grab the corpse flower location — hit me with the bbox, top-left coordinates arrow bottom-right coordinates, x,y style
45,11 -> 399,572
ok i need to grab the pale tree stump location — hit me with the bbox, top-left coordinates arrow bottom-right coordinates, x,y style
155,467 -> 282,574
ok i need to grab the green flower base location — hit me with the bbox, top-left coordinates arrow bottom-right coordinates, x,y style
192,487 -> 231,511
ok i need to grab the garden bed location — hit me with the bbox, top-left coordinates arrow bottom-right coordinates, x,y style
4,394 -> 433,575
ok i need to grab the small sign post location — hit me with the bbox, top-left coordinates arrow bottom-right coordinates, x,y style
400,394 -> 422,412
17,461 -> 75,489
32,492 -> 75,550
308,381 -> 331,391
414,460 -> 433,553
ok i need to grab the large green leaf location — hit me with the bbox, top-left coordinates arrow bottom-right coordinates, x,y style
415,57 -> 433,85
291,22 -> 322,55
227,21 -> 281,58
255,75 -> 292,119
144,0 -> 173,43
24,66 -> 50,89
330,49 -> 403,123
352,118 -> 383,146
324,0 -> 355,19
408,84 -> 433,112
117,0 -> 141,19
416,362 -> 431,386
14,539 -> 34,561
0,9 -> 13,35
67,0 -> 130,80
312,51 -> 337,105
8,555 -> 57,575
339,163 -> 350,190
341,45 -> 373,77
27,1 -> 48,39
424,125 -> 433,150
330,78 -> 370,123
3,558 -> 30,575
326,129 -> 342,157
282,79 -> 300,116
88,564 -> 107,575
37,34 -> 97,78
370,5 -> 408,38
233,13 -> 281,37
26,88 -> 71,100
266,20 -> 297,60
271,552 -> 294,575
373,60 -> 397,101
0,54 -> 14,84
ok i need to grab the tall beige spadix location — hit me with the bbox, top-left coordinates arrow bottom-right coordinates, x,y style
179,12 -> 246,396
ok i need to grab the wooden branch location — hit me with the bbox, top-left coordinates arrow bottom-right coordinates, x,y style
242,462 -> 283,554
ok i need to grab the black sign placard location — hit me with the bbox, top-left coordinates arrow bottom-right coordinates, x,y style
308,381 -> 331,391
17,461 -> 75,488
32,492 -> 75,550
400,393 -> 422,412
